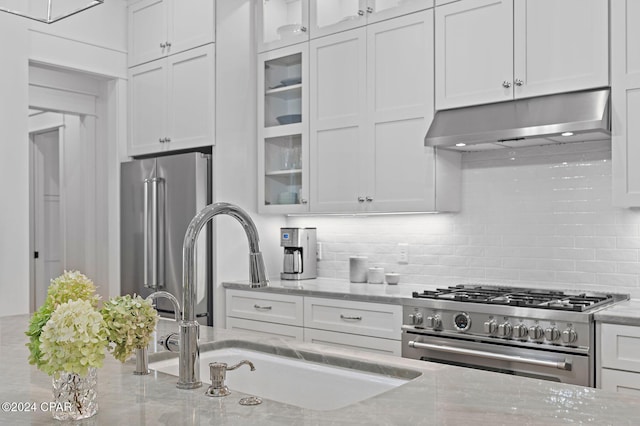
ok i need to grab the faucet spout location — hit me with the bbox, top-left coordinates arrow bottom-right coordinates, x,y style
177,202 -> 269,389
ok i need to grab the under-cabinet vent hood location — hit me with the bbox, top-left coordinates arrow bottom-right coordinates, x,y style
424,88 -> 610,151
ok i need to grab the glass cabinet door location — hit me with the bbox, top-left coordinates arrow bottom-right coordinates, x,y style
258,44 -> 309,213
263,52 -> 303,128
366,0 -> 434,24
258,0 -> 309,52
309,0 -> 366,39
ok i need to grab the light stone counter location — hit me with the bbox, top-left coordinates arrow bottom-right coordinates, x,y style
2,314 -> 640,425
222,277 -> 433,304
594,300 -> 640,326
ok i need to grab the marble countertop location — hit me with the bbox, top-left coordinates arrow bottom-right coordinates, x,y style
2,314 -> 639,425
594,300 -> 640,326
222,277 -> 434,304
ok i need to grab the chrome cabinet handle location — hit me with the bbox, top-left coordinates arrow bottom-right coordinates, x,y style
358,196 -> 365,203
160,42 -> 166,48
514,78 -> 524,86
366,196 -> 373,202
340,314 -> 363,321
253,304 -> 272,311
357,9 -> 365,16
407,341 -> 572,371
502,81 -> 512,88
166,41 -> 172,47
300,198 -> 308,204
300,26 -> 307,32
165,137 -> 171,143
366,6 -> 373,13
159,138 -> 164,143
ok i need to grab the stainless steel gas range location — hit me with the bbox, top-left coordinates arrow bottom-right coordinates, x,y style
402,285 -> 629,387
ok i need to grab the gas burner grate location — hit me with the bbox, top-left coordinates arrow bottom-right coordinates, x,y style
412,285 -> 615,312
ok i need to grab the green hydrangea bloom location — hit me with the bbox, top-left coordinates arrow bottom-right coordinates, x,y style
26,270 -> 100,370
47,270 -> 100,308
39,299 -> 107,378
101,295 -> 159,363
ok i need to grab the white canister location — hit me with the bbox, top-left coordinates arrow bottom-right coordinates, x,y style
368,267 -> 385,284
349,256 -> 368,283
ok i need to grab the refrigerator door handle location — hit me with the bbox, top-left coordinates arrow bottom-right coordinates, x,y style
144,177 -> 165,289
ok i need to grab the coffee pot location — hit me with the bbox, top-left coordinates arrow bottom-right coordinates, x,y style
280,227 -> 317,280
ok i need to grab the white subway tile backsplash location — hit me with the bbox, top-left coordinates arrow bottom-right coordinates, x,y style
287,141 -> 640,298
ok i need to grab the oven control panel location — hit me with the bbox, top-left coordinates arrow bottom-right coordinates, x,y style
403,306 -> 591,350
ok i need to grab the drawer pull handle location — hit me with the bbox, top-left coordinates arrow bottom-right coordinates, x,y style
253,304 -> 272,311
340,314 -> 362,321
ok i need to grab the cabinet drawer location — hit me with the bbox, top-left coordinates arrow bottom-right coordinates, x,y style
600,324 -> 640,372
226,317 -> 303,341
600,368 -> 640,396
304,328 -> 401,356
226,290 -> 303,326
304,297 -> 402,340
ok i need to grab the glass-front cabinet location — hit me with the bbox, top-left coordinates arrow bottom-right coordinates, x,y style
258,44 -> 309,213
257,0 -> 309,53
309,0 -> 434,39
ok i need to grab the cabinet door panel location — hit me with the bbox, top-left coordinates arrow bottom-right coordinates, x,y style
366,0 -> 435,25
600,369 -> 640,396
128,60 -> 167,156
310,29 -> 367,212
129,0 -> 167,67
167,45 -> 215,150
170,0 -> 215,55
435,0 -> 513,109
612,0 -> 640,207
366,11 -> 435,211
513,0 -> 608,99
304,328 -> 401,356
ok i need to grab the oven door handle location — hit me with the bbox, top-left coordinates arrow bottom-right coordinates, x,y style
408,341 -> 572,371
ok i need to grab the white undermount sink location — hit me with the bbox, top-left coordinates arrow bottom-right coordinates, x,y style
150,347 -> 416,411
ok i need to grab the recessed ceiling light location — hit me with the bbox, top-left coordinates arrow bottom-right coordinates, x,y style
455,143 -> 466,147
561,132 -> 574,137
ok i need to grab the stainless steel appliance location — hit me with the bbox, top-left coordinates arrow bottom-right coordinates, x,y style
280,227 -> 317,280
120,150 -> 213,325
402,285 -> 629,387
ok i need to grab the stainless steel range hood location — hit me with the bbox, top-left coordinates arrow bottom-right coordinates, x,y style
425,88 -> 610,150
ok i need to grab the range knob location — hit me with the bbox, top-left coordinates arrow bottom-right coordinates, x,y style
545,327 -> 561,341
409,312 -> 423,326
513,324 -> 528,339
498,322 -> 513,338
528,325 -> 544,340
426,315 -> 442,329
562,328 -> 578,344
483,320 -> 497,335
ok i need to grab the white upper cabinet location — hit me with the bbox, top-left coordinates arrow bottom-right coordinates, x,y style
612,0 -> 640,207
128,0 -> 215,67
309,0 -> 434,40
257,44 -> 310,213
257,0 -> 310,53
128,44 -> 215,156
435,0 -> 609,110
512,0 -> 608,99
310,10 -> 460,213
435,0 -> 513,109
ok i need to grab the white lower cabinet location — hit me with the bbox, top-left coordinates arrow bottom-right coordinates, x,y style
598,323 -> 640,393
225,289 -> 402,355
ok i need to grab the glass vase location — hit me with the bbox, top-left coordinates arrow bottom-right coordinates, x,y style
51,367 -> 98,421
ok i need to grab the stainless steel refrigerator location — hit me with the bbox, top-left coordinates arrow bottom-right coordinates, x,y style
120,150 -> 213,325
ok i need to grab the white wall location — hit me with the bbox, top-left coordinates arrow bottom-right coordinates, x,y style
0,2 -> 127,316
214,0 -> 286,327
0,15 -> 30,316
288,140 -> 640,299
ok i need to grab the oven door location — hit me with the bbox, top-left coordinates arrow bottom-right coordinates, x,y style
402,330 -> 590,386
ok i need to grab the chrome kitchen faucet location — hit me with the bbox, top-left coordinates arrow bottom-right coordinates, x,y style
175,202 -> 269,389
